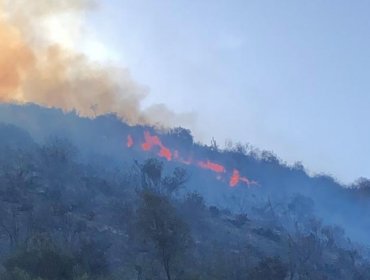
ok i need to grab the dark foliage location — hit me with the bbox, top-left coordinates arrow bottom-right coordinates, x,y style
0,104 -> 369,279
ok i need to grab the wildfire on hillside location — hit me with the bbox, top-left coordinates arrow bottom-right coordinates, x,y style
126,131 -> 258,188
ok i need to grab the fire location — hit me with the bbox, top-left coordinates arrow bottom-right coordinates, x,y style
240,177 -> 258,186
141,131 -> 160,150
159,147 -> 172,161
229,170 -> 257,187
127,135 -> 134,148
141,131 -> 172,161
229,169 -> 240,187
126,131 -> 258,188
198,160 -> 226,173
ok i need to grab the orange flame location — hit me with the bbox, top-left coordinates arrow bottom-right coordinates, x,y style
198,160 -> 226,173
229,169 -> 240,187
127,134 -> 134,148
129,131 -> 258,187
159,146 -> 172,161
141,131 -> 172,161
141,131 -> 160,150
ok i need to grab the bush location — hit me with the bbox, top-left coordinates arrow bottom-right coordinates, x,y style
249,257 -> 288,280
5,248 -> 74,280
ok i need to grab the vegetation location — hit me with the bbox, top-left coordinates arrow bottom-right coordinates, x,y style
0,105 -> 370,279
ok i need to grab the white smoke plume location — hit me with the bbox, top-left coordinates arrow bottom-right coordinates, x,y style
0,0 -> 195,128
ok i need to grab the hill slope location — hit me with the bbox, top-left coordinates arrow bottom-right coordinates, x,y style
0,103 -> 370,279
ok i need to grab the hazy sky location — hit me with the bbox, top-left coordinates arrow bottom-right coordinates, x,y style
84,1 -> 370,184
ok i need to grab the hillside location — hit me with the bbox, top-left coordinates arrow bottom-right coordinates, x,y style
0,103 -> 370,279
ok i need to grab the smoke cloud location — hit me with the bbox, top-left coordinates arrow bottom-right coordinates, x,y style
0,0 -> 194,128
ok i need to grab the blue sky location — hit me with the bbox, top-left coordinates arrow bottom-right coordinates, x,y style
85,0 -> 370,184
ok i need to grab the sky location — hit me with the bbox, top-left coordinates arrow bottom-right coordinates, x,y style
81,0 -> 370,184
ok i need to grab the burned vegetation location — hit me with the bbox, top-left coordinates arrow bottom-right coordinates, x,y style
0,105 -> 370,279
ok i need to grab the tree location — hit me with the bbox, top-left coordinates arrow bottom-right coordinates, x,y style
287,228 -> 324,279
136,191 -> 192,280
3,234 -> 75,280
73,237 -> 110,277
0,149 -> 37,248
139,158 -> 187,196
168,127 -> 194,148
162,167 -> 188,195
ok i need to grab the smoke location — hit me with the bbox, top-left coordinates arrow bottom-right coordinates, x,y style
0,0 -> 195,128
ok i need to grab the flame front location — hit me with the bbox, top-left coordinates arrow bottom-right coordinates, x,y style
141,131 -> 172,161
198,160 -> 226,173
127,131 -> 258,188
229,169 -> 240,187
